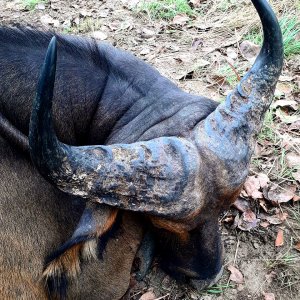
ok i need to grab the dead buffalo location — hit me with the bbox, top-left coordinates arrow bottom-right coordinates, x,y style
0,0 -> 283,299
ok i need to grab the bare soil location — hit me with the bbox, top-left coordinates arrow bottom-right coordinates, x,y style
1,1 -> 299,299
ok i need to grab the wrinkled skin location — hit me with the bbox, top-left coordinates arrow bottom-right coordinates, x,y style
0,28 -> 217,299
0,0 -> 283,298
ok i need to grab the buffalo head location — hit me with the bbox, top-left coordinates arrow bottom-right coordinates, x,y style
28,0 -> 283,295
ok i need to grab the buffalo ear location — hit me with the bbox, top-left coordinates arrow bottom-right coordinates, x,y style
43,203 -> 119,299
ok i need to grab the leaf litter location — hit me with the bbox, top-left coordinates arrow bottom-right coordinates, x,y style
1,0 -> 300,299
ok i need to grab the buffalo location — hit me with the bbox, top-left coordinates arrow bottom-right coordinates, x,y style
0,0 -> 283,299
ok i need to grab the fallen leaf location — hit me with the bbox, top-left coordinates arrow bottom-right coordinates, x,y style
228,265 -> 244,283
260,212 -> 288,225
233,197 -> 251,212
290,121 -> 300,131
259,199 -> 268,213
240,41 -> 260,63
276,108 -> 300,124
173,14 -> 189,25
274,82 -> 294,97
141,28 -> 156,39
37,3 -> 45,10
92,31 -> 108,40
294,242 -> 300,252
139,291 -> 156,300
272,99 -> 299,110
260,221 -> 270,228
257,173 -> 270,188
140,48 -> 150,56
227,47 -> 238,60
285,152 -> 300,169
265,271 -> 277,284
238,209 -> 260,231
191,38 -> 203,50
293,195 -> 300,202
189,0 -> 202,8
279,75 -> 294,81
244,176 -> 263,199
177,59 -> 210,80
267,185 -> 297,204
40,14 -> 55,25
263,292 -> 275,300
275,229 -> 284,247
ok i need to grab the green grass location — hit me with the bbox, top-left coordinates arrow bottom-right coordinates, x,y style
205,283 -> 234,294
258,109 -> 279,144
22,0 -> 47,10
217,65 -> 239,87
139,0 -> 195,20
266,252 -> 299,269
245,16 -> 300,57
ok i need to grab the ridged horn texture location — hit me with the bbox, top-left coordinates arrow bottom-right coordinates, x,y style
29,0 -> 283,223
195,0 -> 283,196
29,37 -> 203,221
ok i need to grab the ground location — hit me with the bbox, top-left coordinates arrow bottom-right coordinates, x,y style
1,0 -> 299,299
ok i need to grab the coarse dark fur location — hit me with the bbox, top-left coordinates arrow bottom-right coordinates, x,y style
0,27 -> 218,299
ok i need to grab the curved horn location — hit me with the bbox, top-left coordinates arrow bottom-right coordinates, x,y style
195,0 -> 283,190
29,0 -> 283,223
29,38 -> 203,222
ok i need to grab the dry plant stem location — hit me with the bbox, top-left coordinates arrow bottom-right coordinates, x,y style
279,204 -> 300,240
233,239 -> 240,266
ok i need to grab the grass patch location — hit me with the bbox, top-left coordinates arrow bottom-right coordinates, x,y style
21,0 -> 47,10
258,109 -> 279,144
266,252 -> 299,269
217,64 -> 239,87
245,16 -> 300,57
68,18 -> 102,34
205,283 -> 233,295
139,0 -> 195,20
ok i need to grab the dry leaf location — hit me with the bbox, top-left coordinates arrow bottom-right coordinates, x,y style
228,265 -> 244,283
191,38 -> 203,50
272,99 -> 299,110
140,48 -> 150,56
244,176 -> 263,199
267,185 -> 297,204
240,41 -> 260,63
139,291 -> 156,300
263,292 -> 275,300
190,0 -> 202,8
293,195 -> 300,202
285,152 -> 300,169
260,212 -> 288,225
265,271 -> 277,284
141,28 -> 156,39
293,170 -> 300,182
279,75 -> 294,82
260,221 -> 270,228
37,3 -> 45,10
259,199 -> 268,212
294,242 -> 300,252
92,31 -> 108,40
274,82 -> 294,97
40,14 -> 55,25
276,108 -> 300,124
238,209 -> 259,231
177,59 -> 210,80
233,197 -> 251,212
227,47 -> 238,60
275,229 -> 284,247
173,14 -> 189,25
257,173 -> 270,188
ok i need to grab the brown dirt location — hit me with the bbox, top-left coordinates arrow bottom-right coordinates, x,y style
1,1 -> 299,299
